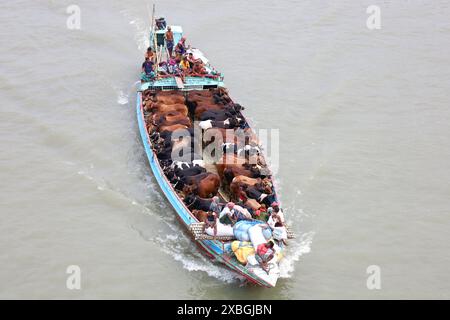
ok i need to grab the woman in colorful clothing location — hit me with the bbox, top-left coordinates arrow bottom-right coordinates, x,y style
174,37 -> 188,59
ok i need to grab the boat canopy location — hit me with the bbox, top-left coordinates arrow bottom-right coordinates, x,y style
140,76 -> 225,91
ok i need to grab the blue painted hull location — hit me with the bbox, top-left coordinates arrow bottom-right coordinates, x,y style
136,92 -> 275,287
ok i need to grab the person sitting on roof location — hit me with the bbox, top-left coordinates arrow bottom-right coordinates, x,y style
157,61 -> 168,75
174,36 -> 188,59
165,26 -> 174,57
255,241 -> 275,274
167,58 -> 185,82
141,57 -> 155,83
145,47 -> 155,62
179,55 -> 191,74
191,61 -> 208,77
187,52 -> 201,68
166,58 -> 181,75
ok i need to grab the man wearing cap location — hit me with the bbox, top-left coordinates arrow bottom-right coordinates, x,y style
209,196 -> 222,214
219,202 -> 237,225
271,202 -> 285,223
267,206 -> 283,229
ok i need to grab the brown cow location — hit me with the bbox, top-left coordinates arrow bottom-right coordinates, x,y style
149,103 -> 189,116
156,91 -> 184,97
194,103 -> 226,118
223,166 -> 261,184
146,100 -> 183,109
157,123 -> 189,133
153,111 -> 187,126
192,209 -> 209,223
157,117 -> 191,129
230,175 -> 262,195
153,94 -> 185,105
183,173 -> 221,198
187,90 -> 214,99
215,154 -> 249,176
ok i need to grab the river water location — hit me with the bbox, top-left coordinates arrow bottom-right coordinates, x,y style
1,0 -> 449,299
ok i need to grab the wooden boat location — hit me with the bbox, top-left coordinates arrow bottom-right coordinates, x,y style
136,13 -> 293,287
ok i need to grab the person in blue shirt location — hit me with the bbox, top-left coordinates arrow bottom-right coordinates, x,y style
141,57 -> 155,82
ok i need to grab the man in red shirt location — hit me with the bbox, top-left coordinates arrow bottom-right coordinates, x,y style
255,241 -> 275,274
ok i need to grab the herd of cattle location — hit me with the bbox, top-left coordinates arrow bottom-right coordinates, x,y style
142,88 -> 278,220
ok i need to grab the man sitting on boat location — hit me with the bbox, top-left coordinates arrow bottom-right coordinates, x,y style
219,202 -> 236,225
255,241 -> 275,274
141,57 -> 155,83
145,47 -> 155,62
219,202 -> 254,226
209,196 -> 222,214
159,58 -> 182,79
187,52 -> 201,68
191,61 -> 208,77
179,55 -> 191,74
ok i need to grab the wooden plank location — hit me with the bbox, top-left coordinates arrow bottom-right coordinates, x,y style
175,77 -> 184,89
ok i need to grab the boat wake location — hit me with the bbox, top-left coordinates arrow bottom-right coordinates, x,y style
155,233 -> 246,285
117,90 -> 129,105
279,231 -> 314,278
120,9 -> 149,52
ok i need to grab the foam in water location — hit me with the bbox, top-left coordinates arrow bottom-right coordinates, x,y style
117,90 -> 129,105
156,234 -> 244,285
120,9 -> 149,52
279,231 -> 314,278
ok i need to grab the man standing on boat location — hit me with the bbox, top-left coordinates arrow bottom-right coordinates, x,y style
165,26 -> 174,57
209,196 -> 222,214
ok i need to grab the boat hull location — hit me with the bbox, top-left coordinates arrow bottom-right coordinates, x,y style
136,92 -> 277,287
